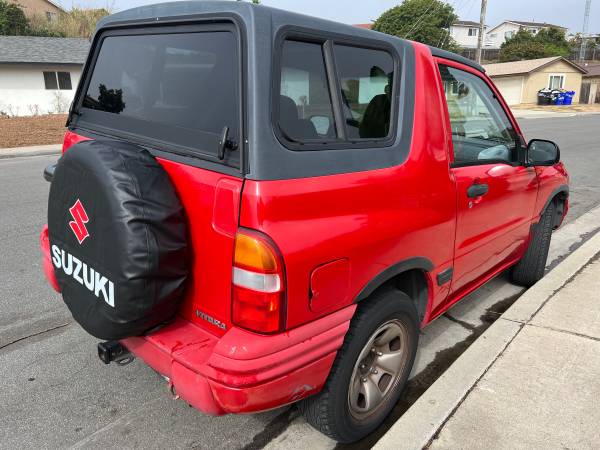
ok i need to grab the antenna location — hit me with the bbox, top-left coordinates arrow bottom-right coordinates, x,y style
579,0 -> 592,63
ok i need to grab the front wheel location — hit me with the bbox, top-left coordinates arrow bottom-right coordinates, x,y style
511,201 -> 556,287
299,289 -> 419,443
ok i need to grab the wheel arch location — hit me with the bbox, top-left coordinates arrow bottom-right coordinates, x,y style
354,257 -> 433,323
541,185 -> 569,229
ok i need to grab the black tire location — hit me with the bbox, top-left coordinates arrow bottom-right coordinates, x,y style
298,289 -> 419,443
511,201 -> 556,287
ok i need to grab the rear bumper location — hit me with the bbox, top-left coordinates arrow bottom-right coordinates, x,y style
121,304 -> 356,415
40,223 -> 356,414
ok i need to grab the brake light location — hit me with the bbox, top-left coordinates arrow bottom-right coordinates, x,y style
232,229 -> 285,333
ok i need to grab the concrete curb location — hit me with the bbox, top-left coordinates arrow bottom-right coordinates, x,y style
512,111 -> 600,120
0,144 -> 61,159
374,230 -> 600,450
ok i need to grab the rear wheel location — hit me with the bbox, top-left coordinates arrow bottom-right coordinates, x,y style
299,289 -> 418,443
511,201 -> 556,287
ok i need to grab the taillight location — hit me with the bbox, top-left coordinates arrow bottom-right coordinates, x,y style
232,229 -> 285,333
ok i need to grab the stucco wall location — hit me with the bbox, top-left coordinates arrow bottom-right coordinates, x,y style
450,25 -> 480,48
8,0 -> 61,17
485,23 -> 520,49
522,60 -> 583,103
0,64 -> 82,116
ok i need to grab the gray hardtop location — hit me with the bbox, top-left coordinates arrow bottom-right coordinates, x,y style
81,2 -> 478,180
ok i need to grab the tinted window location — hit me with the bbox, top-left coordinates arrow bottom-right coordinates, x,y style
278,40 -> 336,141
334,45 -> 394,139
43,71 -> 58,90
439,65 -> 519,165
57,71 -> 72,90
81,31 -> 239,160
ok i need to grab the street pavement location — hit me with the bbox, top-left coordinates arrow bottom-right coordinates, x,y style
1,115 -> 600,449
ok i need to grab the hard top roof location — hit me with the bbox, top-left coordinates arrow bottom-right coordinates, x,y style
97,1 -> 390,41
96,1 -> 483,73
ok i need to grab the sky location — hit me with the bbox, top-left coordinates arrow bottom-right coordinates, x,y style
54,0 -> 598,34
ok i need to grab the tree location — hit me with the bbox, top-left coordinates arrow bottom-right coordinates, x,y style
372,0 -> 460,52
0,0 -> 29,35
499,27 -> 570,62
29,8 -> 110,38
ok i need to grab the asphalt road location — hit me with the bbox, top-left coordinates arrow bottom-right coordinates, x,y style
1,115 -> 599,450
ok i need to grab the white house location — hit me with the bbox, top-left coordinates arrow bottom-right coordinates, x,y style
485,20 -> 568,49
0,36 -> 90,116
449,20 -> 488,48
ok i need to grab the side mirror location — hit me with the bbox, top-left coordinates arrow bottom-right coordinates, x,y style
527,139 -> 560,166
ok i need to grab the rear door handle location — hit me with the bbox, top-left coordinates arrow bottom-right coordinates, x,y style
467,183 -> 488,198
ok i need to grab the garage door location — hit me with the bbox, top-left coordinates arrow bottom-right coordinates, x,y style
492,76 -> 523,105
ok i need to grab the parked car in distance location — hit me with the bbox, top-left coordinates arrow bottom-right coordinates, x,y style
39,2 -> 569,443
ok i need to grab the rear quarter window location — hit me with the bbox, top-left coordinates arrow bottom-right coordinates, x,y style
274,34 -> 398,150
78,28 -> 240,165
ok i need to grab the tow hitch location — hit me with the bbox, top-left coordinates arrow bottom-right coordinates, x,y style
98,341 -> 134,366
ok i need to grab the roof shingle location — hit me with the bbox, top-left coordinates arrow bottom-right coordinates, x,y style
484,57 -> 586,76
0,36 -> 90,64
583,64 -> 600,78
453,20 -> 481,27
509,20 -> 567,30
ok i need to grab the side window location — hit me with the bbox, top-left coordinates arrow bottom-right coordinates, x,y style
43,71 -> 58,90
57,72 -> 72,90
278,40 -> 336,141
334,45 -> 394,139
439,64 -> 520,166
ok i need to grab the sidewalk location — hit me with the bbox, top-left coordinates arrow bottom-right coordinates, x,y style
0,143 -> 61,159
376,231 -> 600,450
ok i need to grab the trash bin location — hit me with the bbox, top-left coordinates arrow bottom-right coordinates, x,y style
537,88 -> 552,105
563,91 -> 575,105
551,90 -> 563,105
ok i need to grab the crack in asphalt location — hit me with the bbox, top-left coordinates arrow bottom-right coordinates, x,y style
443,313 -> 477,331
238,407 -> 300,450
0,322 -> 71,351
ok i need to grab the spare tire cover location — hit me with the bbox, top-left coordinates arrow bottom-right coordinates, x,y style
48,140 -> 188,340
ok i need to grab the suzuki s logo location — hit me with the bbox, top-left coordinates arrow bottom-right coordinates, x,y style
69,199 -> 89,244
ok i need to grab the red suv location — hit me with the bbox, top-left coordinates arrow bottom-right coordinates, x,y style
40,2 -> 569,443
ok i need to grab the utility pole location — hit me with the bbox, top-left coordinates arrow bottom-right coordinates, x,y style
579,0 -> 592,63
475,0 -> 488,64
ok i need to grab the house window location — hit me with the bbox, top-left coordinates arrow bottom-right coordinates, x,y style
489,33 -> 497,38
548,74 -> 565,90
468,28 -> 478,36
504,31 -> 514,39
46,11 -> 58,21
43,71 -> 72,90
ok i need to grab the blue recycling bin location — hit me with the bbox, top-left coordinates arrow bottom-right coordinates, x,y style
555,93 -> 565,105
563,91 -> 575,105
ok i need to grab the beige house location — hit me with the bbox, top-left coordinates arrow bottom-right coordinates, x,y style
8,0 -> 63,21
484,57 -> 587,105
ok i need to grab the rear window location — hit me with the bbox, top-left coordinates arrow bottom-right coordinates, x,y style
79,29 -> 240,163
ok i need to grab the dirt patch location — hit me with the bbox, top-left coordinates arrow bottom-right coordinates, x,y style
0,115 -> 67,148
